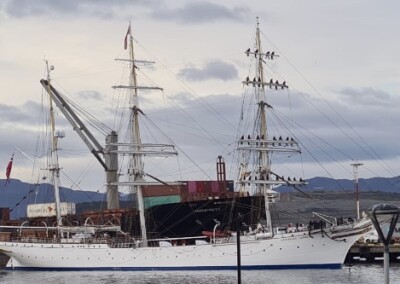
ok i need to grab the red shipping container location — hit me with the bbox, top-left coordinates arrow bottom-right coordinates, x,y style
142,185 -> 181,197
188,181 -> 197,193
211,181 -> 219,193
196,181 -> 204,193
203,181 -> 212,194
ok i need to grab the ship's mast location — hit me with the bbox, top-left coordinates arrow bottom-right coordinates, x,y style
112,25 -> 178,246
45,61 -> 63,226
127,29 -> 148,245
238,18 -> 303,234
254,19 -> 273,232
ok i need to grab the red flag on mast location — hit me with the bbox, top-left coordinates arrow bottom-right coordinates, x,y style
5,153 -> 14,186
124,24 -> 131,50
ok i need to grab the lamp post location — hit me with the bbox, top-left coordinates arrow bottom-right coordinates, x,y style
351,162 -> 363,219
367,204 -> 400,284
236,213 -> 242,284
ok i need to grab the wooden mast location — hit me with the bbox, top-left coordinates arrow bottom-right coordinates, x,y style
112,24 -> 178,247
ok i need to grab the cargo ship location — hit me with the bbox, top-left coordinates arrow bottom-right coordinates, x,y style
2,177 -> 262,239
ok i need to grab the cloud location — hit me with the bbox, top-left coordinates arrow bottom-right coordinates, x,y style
1,0 -> 156,19
151,1 -> 250,24
149,87 -> 400,169
1,0 -> 252,24
167,92 -> 195,106
144,92 -> 241,143
338,87 -> 398,107
0,101 -> 42,125
142,92 -> 241,177
77,90 -> 103,101
178,60 -> 238,82
281,87 -> 400,163
3,88 -> 400,188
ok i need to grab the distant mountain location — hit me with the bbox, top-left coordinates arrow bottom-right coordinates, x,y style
277,176 -> 400,193
0,179 -> 110,219
1,176 -> 400,219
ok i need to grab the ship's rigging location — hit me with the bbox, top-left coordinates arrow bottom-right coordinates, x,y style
234,18 -> 307,233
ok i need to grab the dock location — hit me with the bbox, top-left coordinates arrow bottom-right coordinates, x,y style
347,243 -> 400,263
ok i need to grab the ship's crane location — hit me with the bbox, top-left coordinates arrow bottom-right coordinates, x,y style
40,79 -> 120,209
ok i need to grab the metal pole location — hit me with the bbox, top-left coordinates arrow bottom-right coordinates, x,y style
105,131 -> 119,209
236,216 -> 242,284
384,244 -> 389,284
368,204 -> 400,284
351,162 -> 363,219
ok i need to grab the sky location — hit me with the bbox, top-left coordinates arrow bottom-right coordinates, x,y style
1,0 -> 400,195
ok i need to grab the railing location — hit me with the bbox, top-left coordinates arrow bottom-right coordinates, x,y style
1,234 -> 218,248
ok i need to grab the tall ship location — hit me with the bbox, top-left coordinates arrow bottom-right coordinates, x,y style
0,19 -> 372,270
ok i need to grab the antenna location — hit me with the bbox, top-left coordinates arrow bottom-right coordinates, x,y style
45,60 -> 55,81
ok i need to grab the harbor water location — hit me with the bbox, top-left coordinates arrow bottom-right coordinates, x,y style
1,264 -> 399,284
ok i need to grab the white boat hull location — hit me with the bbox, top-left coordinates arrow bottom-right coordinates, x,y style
0,230 -> 364,271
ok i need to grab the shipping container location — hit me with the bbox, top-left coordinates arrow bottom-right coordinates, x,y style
0,208 -> 10,221
188,181 -> 196,193
27,202 -> 76,218
203,181 -> 212,193
144,195 -> 181,208
142,185 -> 182,197
211,181 -> 220,193
226,180 -> 234,192
196,181 -> 205,193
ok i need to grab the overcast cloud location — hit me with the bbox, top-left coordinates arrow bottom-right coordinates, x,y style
0,1 -> 399,192
1,0 -> 156,18
77,90 -> 104,101
338,87 -> 398,107
151,1 -> 250,24
0,101 -> 42,126
178,60 -> 238,82
1,0 -> 250,24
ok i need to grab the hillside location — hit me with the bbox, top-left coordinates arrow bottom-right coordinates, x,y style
277,176 -> 400,193
275,191 -> 400,225
0,179 -> 110,219
1,176 -> 400,220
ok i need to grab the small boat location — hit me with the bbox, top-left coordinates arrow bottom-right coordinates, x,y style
0,19 -> 372,271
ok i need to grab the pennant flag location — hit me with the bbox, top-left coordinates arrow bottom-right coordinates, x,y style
5,153 -> 14,187
124,24 -> 131,50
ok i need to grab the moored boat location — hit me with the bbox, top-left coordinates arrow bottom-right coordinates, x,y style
0,19 -> 372,271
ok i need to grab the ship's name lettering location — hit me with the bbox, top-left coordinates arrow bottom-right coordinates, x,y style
194,208 -> 221,213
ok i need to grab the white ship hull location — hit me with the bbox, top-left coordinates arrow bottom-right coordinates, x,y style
0,227 -> 369,271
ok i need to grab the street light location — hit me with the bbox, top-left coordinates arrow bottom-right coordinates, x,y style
367,204 -> 400,284
351,162 -> 363,219
236,213 -> 243,284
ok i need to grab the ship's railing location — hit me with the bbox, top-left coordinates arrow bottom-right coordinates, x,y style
2,236 -> 130,246
2,235 -> 220,248
108,241 -> 136,248
146,235 -> 210,247
6,237 -> 62,243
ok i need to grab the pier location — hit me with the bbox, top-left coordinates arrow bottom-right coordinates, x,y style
347,243 -> 400,263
